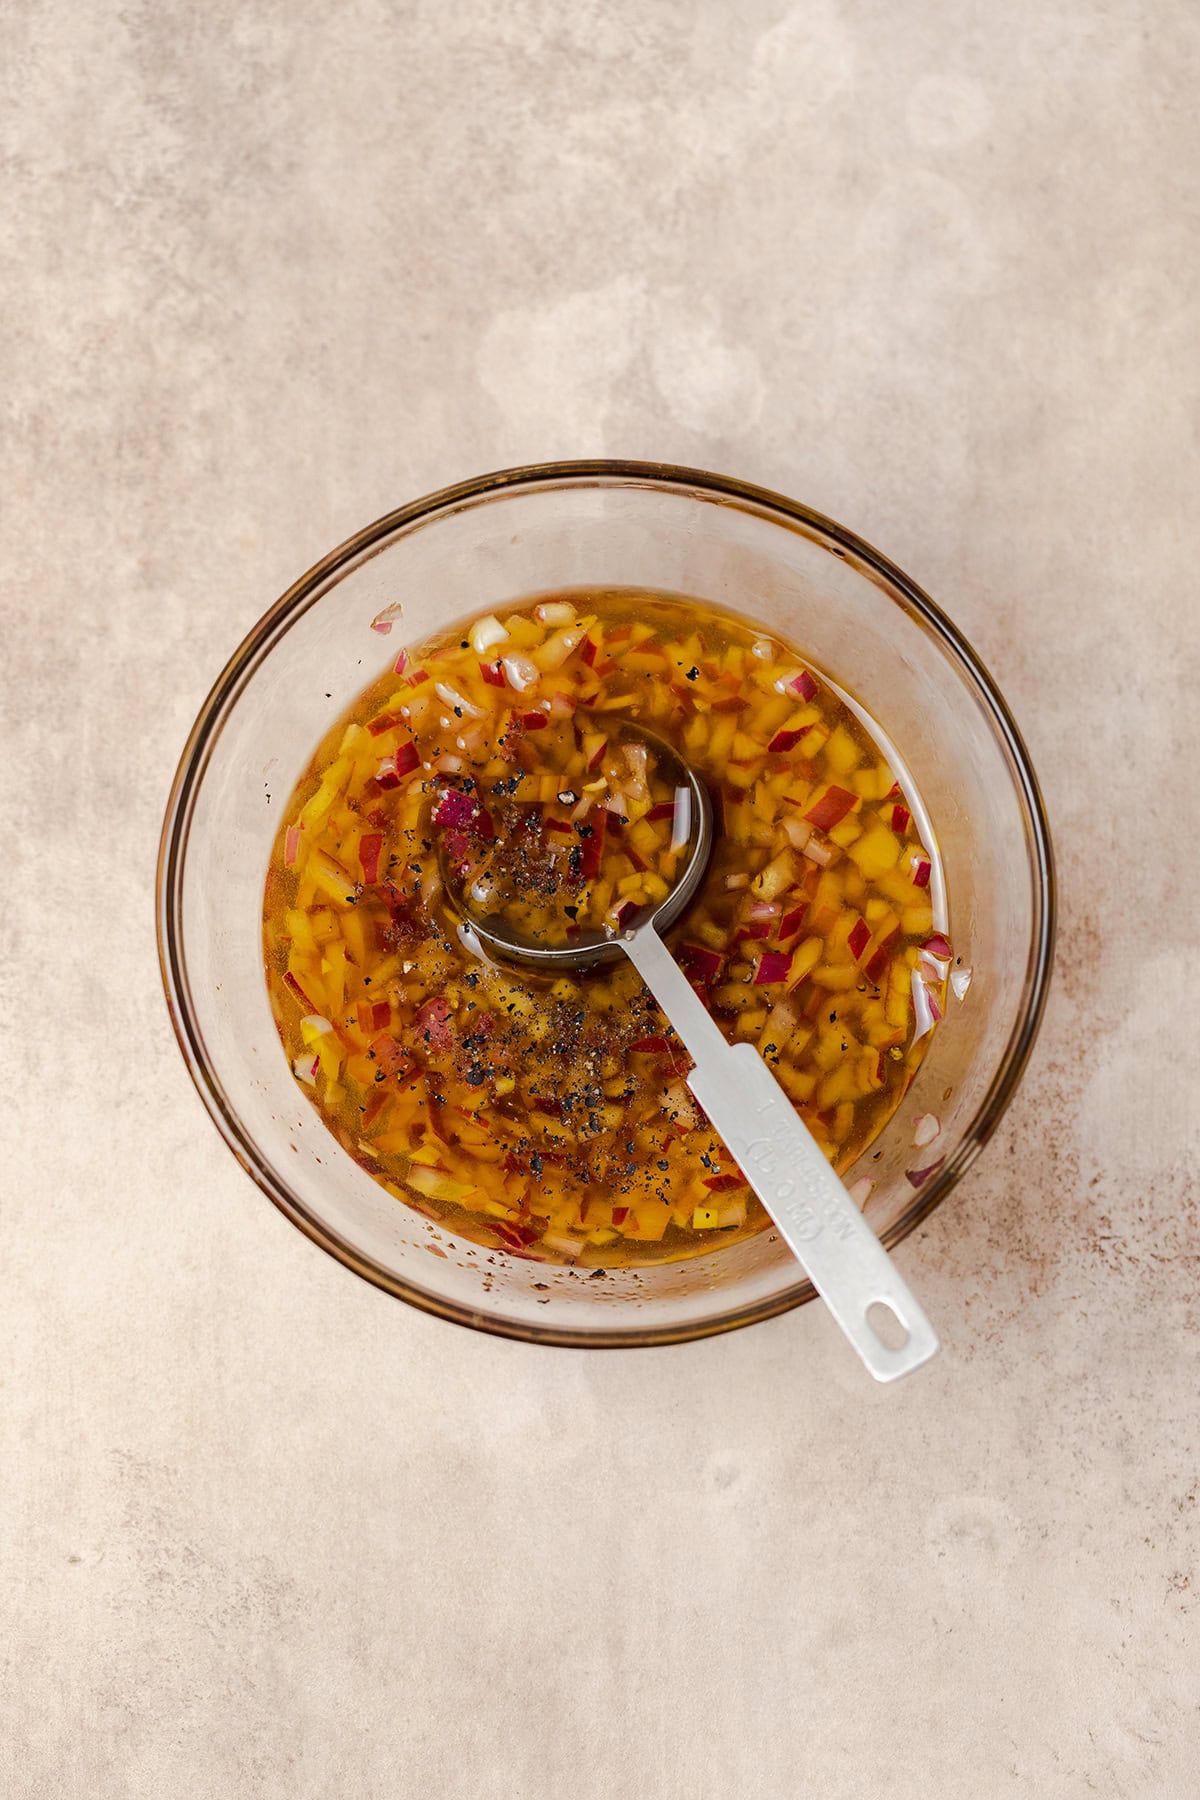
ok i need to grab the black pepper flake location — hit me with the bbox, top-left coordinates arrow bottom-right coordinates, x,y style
656,1159 -> 669,1172
685,666 -> 699,681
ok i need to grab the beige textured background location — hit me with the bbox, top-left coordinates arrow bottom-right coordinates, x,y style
3,2 -> 1198,1795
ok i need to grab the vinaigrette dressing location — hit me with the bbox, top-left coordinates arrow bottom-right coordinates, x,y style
263,592 -> 948,1266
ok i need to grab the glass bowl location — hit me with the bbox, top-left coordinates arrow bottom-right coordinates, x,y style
157,462 -> 1054,1347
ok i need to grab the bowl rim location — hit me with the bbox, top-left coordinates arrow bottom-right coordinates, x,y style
156,459 -> 1056,1348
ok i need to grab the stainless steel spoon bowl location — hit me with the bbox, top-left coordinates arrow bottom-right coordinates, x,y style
450,721 -> 713,971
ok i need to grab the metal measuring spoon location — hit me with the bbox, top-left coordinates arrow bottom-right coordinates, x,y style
443,725 -> 938,1382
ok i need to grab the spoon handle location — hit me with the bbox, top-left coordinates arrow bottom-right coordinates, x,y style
622,926 -> 939,1382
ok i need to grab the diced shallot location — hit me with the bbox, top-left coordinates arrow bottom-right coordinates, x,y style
293,1051 -> 320,1085
536,625 -> 584,670
502,653 -> 539,692
905,1158 -> 946,1188
802,836 -> 832,866
912,1112 -> 941,1148
432,788 -> 494,837
746,898 -> 781,922
781,817 -> 813,851
284,825 -> 302,867
751,853 -> 794,901
754,951 -> 792,986
779,903 -> 808,940
282,970 -> 318,1011
910,970 -> 942,1042
584,734 -> 608,774
662,1081 -> 700,1127
416,995 -> 454,1052
541,1231 -> 582,1262
435,681 -> 483,718
847,1176 -> 873,1207
358,833 -> 383,885
950,965 -> 973,1001
622,741 -> 649,800
535,601 -> 577,626
864,929 -> 899,986
578,810 -> 606,880
804,785 -> 857,831
469,613 -> 509,655
762,994 -> 799,1045
678,943 -> 722,986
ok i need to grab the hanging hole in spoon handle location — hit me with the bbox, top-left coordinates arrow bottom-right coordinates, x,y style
688,1047 -> 939,1381
621,926 -> 938,1384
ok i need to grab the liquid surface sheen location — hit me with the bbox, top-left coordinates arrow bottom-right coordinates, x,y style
263,591 -> 949,1266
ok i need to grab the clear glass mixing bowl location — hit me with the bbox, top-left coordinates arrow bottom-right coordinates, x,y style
157,462 -> 1054,1346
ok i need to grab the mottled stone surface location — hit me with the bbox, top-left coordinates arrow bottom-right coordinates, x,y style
2,3 -> 1198,1795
